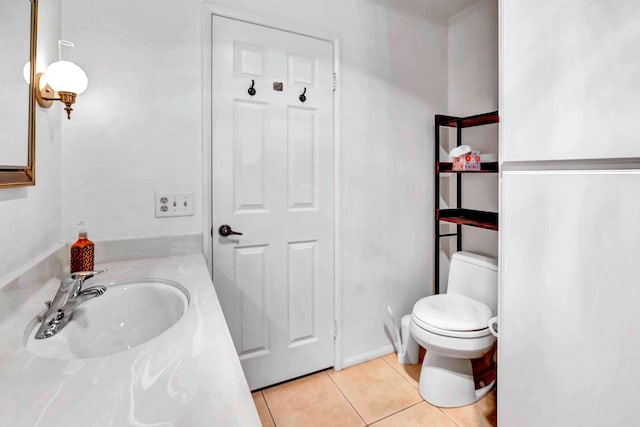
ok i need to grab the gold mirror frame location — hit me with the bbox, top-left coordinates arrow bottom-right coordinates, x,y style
0,0 -> 38,188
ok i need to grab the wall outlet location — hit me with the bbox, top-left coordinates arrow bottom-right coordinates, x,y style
155,192 -> 195,218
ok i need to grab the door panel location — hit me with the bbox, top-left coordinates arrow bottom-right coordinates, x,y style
212,15 -> 334,390
234,244 -> 270,358
233,100 -> 268,212
287,106 -> 318,210
288,240 -> 317,346
288,54 -> 317,87
234,42 -> 265,78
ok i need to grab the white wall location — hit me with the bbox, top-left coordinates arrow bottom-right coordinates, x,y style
0,0 -> 62,281
60,0 -> 448,363
59,0 -> 203,241
447,0 -> 498,259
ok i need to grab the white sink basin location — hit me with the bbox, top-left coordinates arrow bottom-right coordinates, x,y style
26,279 -> 189,360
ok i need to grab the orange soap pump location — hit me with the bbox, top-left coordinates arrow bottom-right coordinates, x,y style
70,222 -> 95,273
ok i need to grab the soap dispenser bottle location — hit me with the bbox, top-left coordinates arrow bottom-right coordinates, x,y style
70,222 -> 95,273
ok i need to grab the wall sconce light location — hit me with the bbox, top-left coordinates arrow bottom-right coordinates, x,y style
29,40 -> 88,120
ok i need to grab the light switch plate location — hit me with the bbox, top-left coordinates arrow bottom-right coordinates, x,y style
155,192 -> 194,218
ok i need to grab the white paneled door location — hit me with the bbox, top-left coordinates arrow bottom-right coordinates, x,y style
211,16 -> 334,390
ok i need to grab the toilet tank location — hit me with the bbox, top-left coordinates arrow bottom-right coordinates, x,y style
447,251 -> 498,315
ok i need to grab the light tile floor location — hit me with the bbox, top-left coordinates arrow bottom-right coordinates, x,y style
252,353 -> 497,427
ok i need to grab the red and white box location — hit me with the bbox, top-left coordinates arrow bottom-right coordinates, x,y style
453,151 -> 481,171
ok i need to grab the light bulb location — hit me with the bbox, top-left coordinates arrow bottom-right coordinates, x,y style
45,60 -> 88,95
23,62 -> 31,84
23,61 -> 50,91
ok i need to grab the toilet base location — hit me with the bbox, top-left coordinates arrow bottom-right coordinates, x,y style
419,352 -> 494,408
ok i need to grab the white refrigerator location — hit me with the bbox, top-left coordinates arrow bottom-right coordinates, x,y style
498,1 -> 640,425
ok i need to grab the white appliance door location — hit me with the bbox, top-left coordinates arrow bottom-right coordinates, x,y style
500,170 -> 640,426
211,16 -> 335,390
501,2 -> 640,162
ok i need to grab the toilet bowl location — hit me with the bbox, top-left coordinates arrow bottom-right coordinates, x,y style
410,251 -> 497,408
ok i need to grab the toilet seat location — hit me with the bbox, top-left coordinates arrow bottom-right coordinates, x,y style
412,294 -> 492,339
412,316 -> 492,339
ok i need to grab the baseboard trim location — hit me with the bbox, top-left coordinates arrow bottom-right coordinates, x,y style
341,344 -> 395,369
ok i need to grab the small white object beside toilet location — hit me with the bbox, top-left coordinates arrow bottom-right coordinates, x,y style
386,306 -> 419,364
410,251 -> 498,408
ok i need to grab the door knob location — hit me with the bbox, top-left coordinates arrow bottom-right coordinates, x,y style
218,224 -> 243,237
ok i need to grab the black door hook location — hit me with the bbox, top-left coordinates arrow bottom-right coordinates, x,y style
248,80 -> 256,96
299,87 -> 307,103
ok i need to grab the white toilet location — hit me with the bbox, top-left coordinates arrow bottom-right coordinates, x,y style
410,251 -> 497,408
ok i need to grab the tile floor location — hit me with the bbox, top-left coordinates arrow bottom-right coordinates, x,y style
251,352 -> 497,427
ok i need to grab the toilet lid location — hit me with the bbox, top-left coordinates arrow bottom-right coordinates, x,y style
412,294 -> 492,332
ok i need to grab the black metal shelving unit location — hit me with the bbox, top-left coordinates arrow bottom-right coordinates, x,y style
434,111 -> 499,294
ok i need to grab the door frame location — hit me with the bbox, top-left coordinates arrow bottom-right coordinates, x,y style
201,3 -> 344,371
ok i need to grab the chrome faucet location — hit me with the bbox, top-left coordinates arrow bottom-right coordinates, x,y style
35,270 -> 108,339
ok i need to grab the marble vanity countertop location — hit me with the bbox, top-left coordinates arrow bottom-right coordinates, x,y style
0,254 -> 261,427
